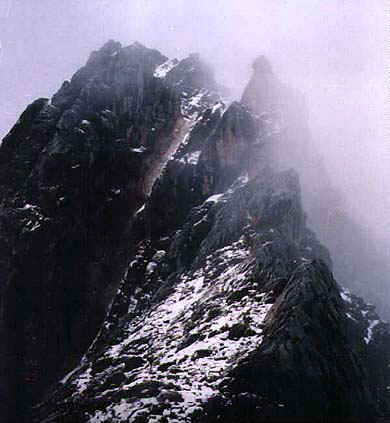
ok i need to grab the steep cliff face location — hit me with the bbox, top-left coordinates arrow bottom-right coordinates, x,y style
0,41 -> 220,422
1,42 -> 390,423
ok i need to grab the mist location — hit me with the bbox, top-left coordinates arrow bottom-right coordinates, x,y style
0,0 -> 387,247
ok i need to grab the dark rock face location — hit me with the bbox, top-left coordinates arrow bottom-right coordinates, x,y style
1,46 -> 390,423
199,262 -> 375,422
0,41 -> 220,422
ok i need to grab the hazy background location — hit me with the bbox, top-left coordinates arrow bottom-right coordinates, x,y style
0,0 -> 388,243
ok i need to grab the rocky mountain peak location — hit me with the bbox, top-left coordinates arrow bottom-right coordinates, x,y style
93,38 -> 122,55
1,41 -> 390,423
163,52 -> 217,96
252,55 -> 273,74
86,39 -> 164,66
241,55 -> 282,114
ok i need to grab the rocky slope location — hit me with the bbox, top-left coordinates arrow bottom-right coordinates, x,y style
1,42 -> 390,422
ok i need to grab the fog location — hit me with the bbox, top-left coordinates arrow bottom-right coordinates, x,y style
0,0 -> 388,245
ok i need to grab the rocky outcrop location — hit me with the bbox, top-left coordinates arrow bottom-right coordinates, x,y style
0,41 -> 220,422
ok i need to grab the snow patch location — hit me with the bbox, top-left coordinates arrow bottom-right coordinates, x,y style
154,59 -> 178,78
146,262 -> 157,275
211,102 -> 224,115
74,367 -> 92,395
21,204 -> 36,210
346,312 -> 358,322
135,204 -> 145,217
340,291 -> 352,304
205,193 -> 224,203
365,319 -> 380,344
130,146 -> 146,153
152,250 -> 166,262
20,204 -> 45,232
181,90 -> 207,119
179,150 -> 201,165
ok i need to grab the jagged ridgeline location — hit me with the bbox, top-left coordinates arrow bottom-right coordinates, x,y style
0,40 -> 389,423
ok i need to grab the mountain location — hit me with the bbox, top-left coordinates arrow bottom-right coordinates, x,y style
0,41 -> 389,423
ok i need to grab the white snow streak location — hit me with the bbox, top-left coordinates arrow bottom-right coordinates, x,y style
154,59 -> 178,78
